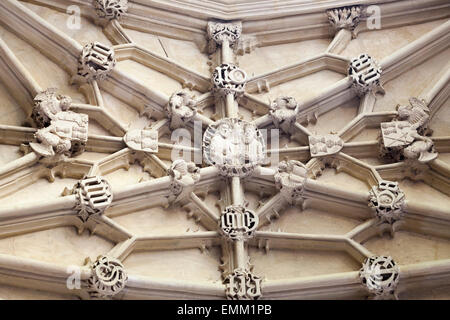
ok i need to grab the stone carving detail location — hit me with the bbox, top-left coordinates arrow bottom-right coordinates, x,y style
348,54 -> 383,96
32,88 -> 72,128
30,111 -> 88,158
359,256 -> 399,299
168,159 -> 200,202
212,63 -> 247,97
308,134 -> 343,157
327,6 -> 362,32
72,176 -> 113,222
123,129 -> 158,152
207,21 -> 242,53
77,42 -> 116,82
203,118 -> 266,177
274,160 -> 308,205
270,96 -> 300,134
167,91 -> 197,129
380,98 -> 437,163
220,205 -> 259,241
94,0 -> 128,20
369,180 -> 405,224
224,268 -> 262,300
87,255 -> 128,299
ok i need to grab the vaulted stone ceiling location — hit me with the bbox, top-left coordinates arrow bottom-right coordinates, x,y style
0,0 -> 448,300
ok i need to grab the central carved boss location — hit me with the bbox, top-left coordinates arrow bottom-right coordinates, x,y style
203,118 -> 266,177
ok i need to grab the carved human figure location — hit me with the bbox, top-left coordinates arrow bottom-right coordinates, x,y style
166,91 -> 197,129
396,97 -> 430,135
87,255 -> 128,299
32,88 -> 72,128
30,111 -> 88,158
403,132 -> 438,163
210,121 -> 233,165
274,160 -> 308,205
359,256 -> 399,300
243,124 -> 264,163
327,6 -> 362,32
168,159 -> 200,202
269,96 -> 300,134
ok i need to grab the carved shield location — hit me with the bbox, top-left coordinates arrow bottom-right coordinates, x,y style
309,134 -> 344,157
123,129 -> 158,152
53,112 -> 88,142
381,121 -> 415,148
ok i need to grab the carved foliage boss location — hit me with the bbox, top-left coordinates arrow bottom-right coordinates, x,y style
359,256 -> 399,299
94,0 -> 128,20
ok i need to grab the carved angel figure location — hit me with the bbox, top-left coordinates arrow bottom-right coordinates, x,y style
396,97 -> 430,135
269,96 -> 300,134
275,160 -> 308,204
166,91 -> 197,129
168,159 -> 200,201
32,88 -> 72,128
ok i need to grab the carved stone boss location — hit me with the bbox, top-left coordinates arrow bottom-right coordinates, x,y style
77,42 -> 116,82
73,176 -> 113,222
166,91 -> 197,129
224,268 -> 262,300
348,54 -> 383,96
168,159 -> 200,202
203,118 -> 266,177
369,180 -> 405,224
270,96 -> 300,134
327,6 -> 362,33
206,21 -> 242,53
219,205 -> 259,241
359,256 -> 399,299
123,129 -> 158,153
212,63 -> 247,97
87,255 -> 128,299
94,0 -> 128,21
308,134 -> 344,157
274,160 -> 308,205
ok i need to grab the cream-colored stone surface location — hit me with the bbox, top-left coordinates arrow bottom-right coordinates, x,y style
20,1 -> 113,46
315,168 -> 371,191
112,206 -> 207,236
240,39 -> 330,77
123,248 -> 222,282
104,164 -> 153,186
259,207 -> 361,234
250,248 -> 360,280
0,284 -> 77,300
0,83 -> 26,126
341,19 -> 446,61
0,227 -> 114,266
364,231 -> 450,265
0,145 -> 21,166
374,48 -> 450,112
251,70 -> 344,104
398,179 -> 450,208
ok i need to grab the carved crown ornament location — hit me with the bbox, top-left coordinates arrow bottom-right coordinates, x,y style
94,0 -> 128,21
327,6 -> 362,33
206,21 -> 242,53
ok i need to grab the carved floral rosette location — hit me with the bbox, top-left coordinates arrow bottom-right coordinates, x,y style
32,88 -> 72,128
219,205 -> 259,241
207,21 -> 242,53
359,256 -> 399,299
212,64 -> 247,97
327,6 -> 362,32
168,159 -> 200,201
224,268 -> 262,300
166,91 -> 197,129
77,42 -> 116,82
87,255 -> 128,299
368,180 -> 405,224
348,54 -> 383,96
94,0 -> 128,20
269,96 -> 300,134
203,118 -> 266,177
274,160 -> 308,205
